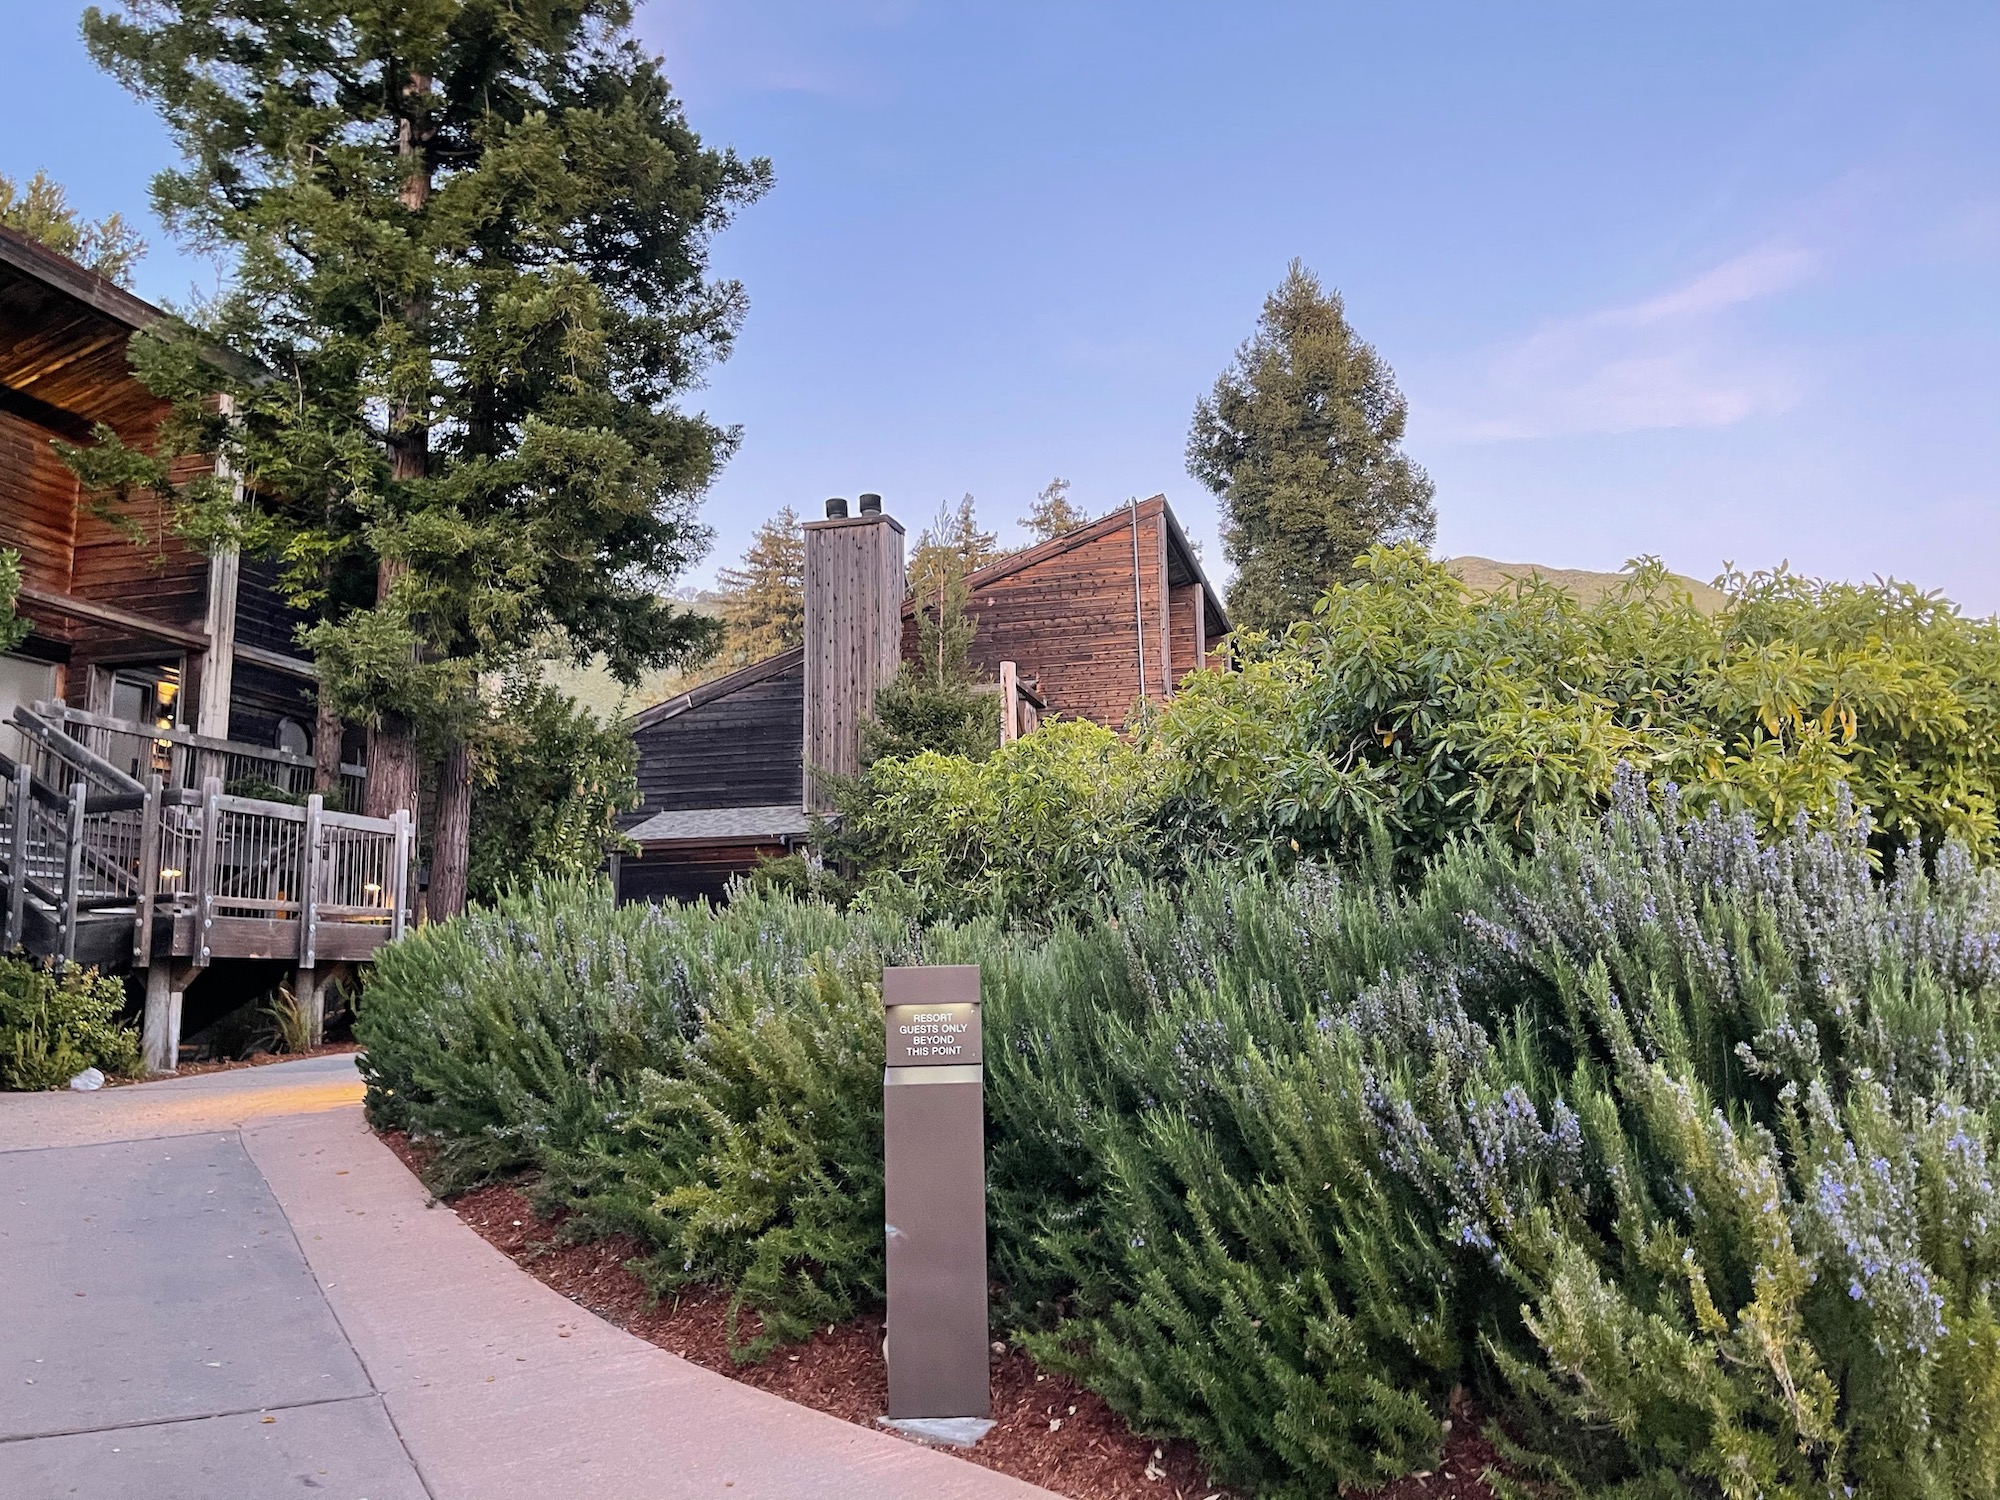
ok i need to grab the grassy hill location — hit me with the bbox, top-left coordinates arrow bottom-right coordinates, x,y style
1443,556 -> 1729,613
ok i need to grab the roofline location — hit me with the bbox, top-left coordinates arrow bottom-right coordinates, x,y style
0,224 -> 164,331
624,644 -> 805,732
904,494 -> 1231,638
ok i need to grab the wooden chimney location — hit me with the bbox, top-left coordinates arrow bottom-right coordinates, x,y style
803,494 -> 905,812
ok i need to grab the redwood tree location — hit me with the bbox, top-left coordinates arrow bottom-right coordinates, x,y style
81,0 -> 767,916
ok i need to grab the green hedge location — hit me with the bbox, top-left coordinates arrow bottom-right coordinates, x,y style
359,781 -> 2000,1497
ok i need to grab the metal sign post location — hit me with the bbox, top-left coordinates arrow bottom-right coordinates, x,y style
880,964 -> 991,1440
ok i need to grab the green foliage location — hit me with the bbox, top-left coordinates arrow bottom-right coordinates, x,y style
1148,546 -> 2000,869
710,506 -> 805,675
859,493 -> 1006,764
0,957 -> 140,1090
861,668 -> 1002,765
467,673 -> 638,905
1021,476 -> 1090,542
361,786 -> 2000,1499
77,0 -> 767,870
358,878 -> 917,1357
0,549 -> 30,656
1189,259 -> 1437,630
0,169 -> 145,284
832,720 -> 1160,922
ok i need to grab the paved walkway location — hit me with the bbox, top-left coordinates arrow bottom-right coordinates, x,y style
0,1057 -> 1056,1500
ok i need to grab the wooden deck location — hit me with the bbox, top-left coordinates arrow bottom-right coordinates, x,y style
1,705 -> 410,1071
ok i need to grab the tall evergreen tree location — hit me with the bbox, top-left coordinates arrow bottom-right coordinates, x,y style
78,1 -> 769,918
0,169 -> 146,284
1021,476 -> 1088,542
712,505 -> 803,671
1188,261 -> 1435,631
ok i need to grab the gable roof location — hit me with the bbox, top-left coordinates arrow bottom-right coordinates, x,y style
908,493 -> 1231,641
624,644 -> 805,734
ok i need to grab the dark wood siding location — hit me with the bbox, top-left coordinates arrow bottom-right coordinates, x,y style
234,557 -> 310,657
631,657 -> 804,820
227,661 -> 316,750
617,843 -> 787,907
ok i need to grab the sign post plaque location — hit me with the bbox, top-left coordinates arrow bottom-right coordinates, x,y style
881,964 -> 990,1435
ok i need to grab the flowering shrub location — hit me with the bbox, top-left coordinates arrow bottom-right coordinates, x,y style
360,781 -> 2000,1497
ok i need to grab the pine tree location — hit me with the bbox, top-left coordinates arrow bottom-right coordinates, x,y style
0,169 -> 145,284
1188,261 -> 1436,631
79,1 -> 769,918
1021,476 -> 1088,542
713,506 -> 804,671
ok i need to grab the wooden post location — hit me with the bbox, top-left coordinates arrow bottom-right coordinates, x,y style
60,781 -> 86,962
390,808 -> 412,939
298,793 -> 323,970
133,774 -> 162,966
141,961 -> 179,1074
194,775 -> 221,968
5,763 -> 28,951
999,661 -> 1019,746
294,965 -> 325,1049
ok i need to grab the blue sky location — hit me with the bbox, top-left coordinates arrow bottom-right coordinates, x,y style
3,1 -> 1996,611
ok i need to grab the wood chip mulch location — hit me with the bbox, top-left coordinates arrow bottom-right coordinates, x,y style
378,1130 -> 1500,1500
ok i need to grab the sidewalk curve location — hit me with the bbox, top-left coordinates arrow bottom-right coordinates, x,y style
1,1055 -> 1059,1500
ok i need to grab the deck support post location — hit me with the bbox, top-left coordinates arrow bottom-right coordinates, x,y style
293,965 -> 325,1049
141,960 -> 196,1074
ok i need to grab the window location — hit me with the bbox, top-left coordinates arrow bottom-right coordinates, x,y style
275,717 -> 312,758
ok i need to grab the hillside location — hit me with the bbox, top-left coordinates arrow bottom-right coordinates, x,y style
1443,556 -> 1729,613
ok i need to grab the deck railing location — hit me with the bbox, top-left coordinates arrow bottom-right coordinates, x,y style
1,714 -> 410,965
29,701 -> 368,809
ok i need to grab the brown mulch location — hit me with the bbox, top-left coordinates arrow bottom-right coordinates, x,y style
378,1130 -> 1500,1500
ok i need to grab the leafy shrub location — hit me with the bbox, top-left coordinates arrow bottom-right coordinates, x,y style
825,547 -> 2000,921
0,956 -> 139,1090
361,785 -> 2000,1497
1149,546 -> 2000,870
468,674 -> 640,904
827,718 -> 1165,922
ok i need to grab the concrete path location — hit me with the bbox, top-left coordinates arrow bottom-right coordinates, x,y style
0,1057 -> 1057,1500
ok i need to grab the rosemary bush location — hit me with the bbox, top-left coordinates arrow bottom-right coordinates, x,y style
359,779 -> 2000,1497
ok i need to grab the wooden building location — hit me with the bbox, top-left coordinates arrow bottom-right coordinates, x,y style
0,226 -> 408,1074
905,494 -> 1226,725
0,224 -> 321,755
616,493 -> 1228,904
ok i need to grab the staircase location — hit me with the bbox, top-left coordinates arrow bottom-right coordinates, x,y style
0,710 -> 151,970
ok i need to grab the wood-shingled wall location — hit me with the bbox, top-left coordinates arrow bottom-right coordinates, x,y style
901,495 -> 1206,729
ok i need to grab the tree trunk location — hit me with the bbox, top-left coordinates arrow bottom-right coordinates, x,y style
363,556 -> 422,822
314,692 -> 344,796
366,70 -> 432,833
427,735 -> 473,920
